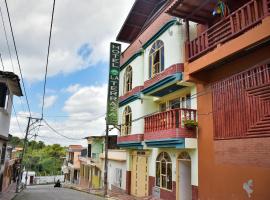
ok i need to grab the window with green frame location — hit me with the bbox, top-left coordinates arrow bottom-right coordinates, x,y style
156,152 -> 172,190
149,40 -> 164,78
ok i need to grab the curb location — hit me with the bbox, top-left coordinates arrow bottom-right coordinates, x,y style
63,184 -> 107,199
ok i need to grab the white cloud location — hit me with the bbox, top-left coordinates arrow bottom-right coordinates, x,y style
63,84 -> 107,116
10,84 -> 118,146
0,0 -> 132,81
65,84 -> 80,93
42,95 -> 58,108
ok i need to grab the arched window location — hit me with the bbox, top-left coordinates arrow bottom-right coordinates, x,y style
121,106 -> 132,136
149,40 -> 164,78
178,151 -> 191,160
123,65 -> 132,94
156,152 -> 172,190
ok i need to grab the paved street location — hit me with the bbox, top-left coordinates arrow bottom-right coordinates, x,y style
14,185 -> 105,200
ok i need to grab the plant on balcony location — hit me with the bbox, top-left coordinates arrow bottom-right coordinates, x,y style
183,119 -> 198,129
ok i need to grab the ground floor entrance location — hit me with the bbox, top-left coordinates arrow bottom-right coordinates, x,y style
131,151 -> 148,197
178,152 -> 192,200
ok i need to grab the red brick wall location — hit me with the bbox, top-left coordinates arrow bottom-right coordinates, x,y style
214,137 -> 270,167
148,176 -> 155,196
126,171 -> 131,195
192,185 -> 198,200
144,128 -> 196,141
119,86 -> 144,102
192,46 -> 270,199
148,176 -> 176,200
117,134 -> 144,143
144,63 -> 184,89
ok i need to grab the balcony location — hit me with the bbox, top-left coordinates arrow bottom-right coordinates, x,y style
186,0 -> 270,61
142,63 -> 184,96
144,108 -> 197,148
117,134 -> 144,149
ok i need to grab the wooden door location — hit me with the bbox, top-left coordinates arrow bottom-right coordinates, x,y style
131,153 -> 148,197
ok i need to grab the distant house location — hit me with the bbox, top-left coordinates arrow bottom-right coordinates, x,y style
0,71 -> 22,192
62,145 -> 84,184
79,135 -> 118,190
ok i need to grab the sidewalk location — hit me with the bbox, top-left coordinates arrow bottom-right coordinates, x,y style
63,183 -> 104,197
63,183 -> 157,200
0,183 -> 17,200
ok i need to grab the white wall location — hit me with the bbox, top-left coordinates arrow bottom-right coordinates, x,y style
108,160 -> 127,191
147,148 -> 198,185
119,54 -> 144,97
22,171 -> 36,185
35,175 -> 64,184
143,23 -> 185,81
0,81 -> 13,138
190,85 -> 197,110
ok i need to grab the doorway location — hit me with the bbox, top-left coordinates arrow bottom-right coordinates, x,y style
178,152 -> 192,200
131,151 -> 148,197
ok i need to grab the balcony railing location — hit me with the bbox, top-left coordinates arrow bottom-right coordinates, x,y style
187,0 -> 270,61
144,108 -> 197,133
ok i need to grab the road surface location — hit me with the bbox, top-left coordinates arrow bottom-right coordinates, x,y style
14,185 -> 105,200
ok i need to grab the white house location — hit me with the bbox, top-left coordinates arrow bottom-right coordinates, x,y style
0,71 -> 22,192
115,1 -> 198,199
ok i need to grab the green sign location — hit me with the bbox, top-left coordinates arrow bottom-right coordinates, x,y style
106,42 -> 121,125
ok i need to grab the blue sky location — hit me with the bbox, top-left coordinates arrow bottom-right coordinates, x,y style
1,0 -> 133,145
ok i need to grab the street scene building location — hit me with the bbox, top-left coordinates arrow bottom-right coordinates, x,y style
116,1 -> 198,199
63,145 -> 83,184
0,71 -> 22,193
115,0 -> 270,199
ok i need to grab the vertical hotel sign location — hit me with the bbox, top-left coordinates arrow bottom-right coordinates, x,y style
106,42 -> 121,125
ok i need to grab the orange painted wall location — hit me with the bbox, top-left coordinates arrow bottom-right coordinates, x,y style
191,44 -> 270,199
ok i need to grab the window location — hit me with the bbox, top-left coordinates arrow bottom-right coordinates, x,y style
87,144 -> 92,158
186,94 -> 191,109
149,40 -> 164,78
0,82 -> 9,110
121,106 -> 132,136
169,98 -> 180,109
178,151 -> 191,160
123,66 -> 132,94
114,168 -> 122,188
0,143 -> 6,164
156,152 -> 172,190
159,103 -> 166,112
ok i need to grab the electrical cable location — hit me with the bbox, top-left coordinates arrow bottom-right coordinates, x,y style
12,104 -> 24,136
43,119 -> 84,140
0,53 -> 4,70
41,0 -> 56,119
0,4 -> 14,71
4,0 -> 31,117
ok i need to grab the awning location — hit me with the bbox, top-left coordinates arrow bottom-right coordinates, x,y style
167,0 -> 218,24
116,0 -> 168,43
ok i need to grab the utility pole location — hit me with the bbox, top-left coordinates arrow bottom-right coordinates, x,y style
16,116 -> 30,193
103,124 -> 109,196
16,117 -> 41,193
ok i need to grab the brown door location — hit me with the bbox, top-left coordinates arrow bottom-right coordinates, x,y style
131,152 -> 148,197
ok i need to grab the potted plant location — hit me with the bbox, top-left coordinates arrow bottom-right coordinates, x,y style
183,119 -> 198,129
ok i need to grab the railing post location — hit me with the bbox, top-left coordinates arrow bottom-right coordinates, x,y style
262,0 -> 270,16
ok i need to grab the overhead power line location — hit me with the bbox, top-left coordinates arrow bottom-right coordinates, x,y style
41,0 -> 56,119
12,104 -> 24,135
0,4 -> 14,72
43,119 -> 84,141
4,0 -> 31,117
0,53 -> 4,70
